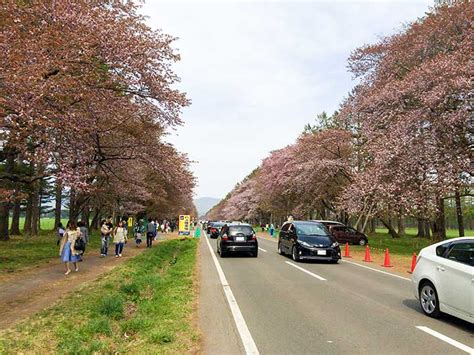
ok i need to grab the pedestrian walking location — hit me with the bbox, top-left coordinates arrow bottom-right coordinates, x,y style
146,218 -> 155,247
269,223 -> 275,237
57,222 -> 65,246
59,221 -> 82,275
134,219 -> 144,247
78,220 -> 89,244
113,221 -> 127,257
100,217 -> 113,256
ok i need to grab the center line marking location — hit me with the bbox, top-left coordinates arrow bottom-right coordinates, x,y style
286,261 -> 327,281
204,233 -> 259,355
258,247 -> 267,252
416,326 -> 473,354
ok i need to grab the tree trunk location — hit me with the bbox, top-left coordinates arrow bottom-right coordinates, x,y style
68,188 -> 80,223
31,187 -> 40,235
416,218 -> 425,238
379,218 -> 400,238
90,209 -> 100,231
431,198 -> 446,241
0,149 -> 15,241
81,205 -> 90,228
397,208 -> 405,236
423,220 -> 431,239
10,200 -> 21,235
454,190 -> 464,237
23,193 -> 33,235
0,201 -> 9,241
54,181 -> 62,230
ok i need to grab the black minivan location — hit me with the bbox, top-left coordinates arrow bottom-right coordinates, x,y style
278,221 -> 341,263
217,223 -> 258,257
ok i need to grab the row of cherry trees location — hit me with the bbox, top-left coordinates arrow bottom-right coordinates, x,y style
207,1 -> 472,240
0,1 -> 196,240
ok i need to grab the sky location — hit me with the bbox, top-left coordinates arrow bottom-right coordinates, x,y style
141,0 -> 433,199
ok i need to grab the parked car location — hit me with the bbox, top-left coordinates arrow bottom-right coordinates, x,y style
412,237 -> 473,324
278,221 -> 341,263
207,222 -> 225,239
217,223 -> 258,257
328,224 -> 368,246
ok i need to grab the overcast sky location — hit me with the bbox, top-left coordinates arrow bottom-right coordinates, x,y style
141,0 -> 432,199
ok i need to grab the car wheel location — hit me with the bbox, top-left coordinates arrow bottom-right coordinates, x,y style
252,249 -> 258,258
358,238 -> 367,246
292,246 -> 300,262
330,258 -> 339,264
278,242 -> 284,255
419,282 -> 440,318
220,249 -> 226,258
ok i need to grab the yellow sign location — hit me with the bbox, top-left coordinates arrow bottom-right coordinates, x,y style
128,217 -> 133,228
178,215 -> 191,235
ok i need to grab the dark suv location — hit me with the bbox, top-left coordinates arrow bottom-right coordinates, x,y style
217,224 -> 258,257
278,221 -> 341,263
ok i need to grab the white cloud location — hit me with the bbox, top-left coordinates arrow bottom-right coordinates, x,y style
141,0 -> 432,198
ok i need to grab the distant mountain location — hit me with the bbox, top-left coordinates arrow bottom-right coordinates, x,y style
194,197 -> 220,217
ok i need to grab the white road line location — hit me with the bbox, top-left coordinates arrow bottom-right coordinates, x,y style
258,247 -> 267,252
204,234 -> 260,355
341,259 -> 411,281
416,326 -> 474,354
286,261 -> 327,281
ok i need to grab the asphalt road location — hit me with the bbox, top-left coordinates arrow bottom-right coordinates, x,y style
199,233 -> 474,355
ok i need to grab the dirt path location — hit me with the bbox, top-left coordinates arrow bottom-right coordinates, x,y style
0,235 -> 175,331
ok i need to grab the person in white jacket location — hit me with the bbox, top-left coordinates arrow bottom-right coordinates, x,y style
113,221 -> 128,257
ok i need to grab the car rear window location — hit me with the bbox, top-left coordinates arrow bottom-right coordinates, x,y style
229,226 -> 254,236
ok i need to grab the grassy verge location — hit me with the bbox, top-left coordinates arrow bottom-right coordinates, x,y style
0,238 -> 200,354
0,231 -> 101,273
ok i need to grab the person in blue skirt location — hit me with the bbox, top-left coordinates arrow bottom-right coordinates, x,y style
59,221 -> 82,275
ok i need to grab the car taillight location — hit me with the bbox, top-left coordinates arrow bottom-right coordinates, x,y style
211,228 -> 217,233
222,234 -> 228,240
252,233 -> 256,240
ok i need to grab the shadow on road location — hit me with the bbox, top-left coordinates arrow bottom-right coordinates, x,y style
402,299 -> 474,333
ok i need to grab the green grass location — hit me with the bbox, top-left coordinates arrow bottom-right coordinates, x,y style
0,229 -> 101,274
9,217 -> 66,231
0,238 -> 200,354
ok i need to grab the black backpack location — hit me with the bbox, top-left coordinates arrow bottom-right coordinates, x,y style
74,237 -> 86,252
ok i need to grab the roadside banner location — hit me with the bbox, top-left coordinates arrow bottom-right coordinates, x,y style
178,215 -> 191,235
128,217 -> 133,228
194,227 -> 201,238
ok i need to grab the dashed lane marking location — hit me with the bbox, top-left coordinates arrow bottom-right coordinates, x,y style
258,247 -> 267,252
286,261 -> 327,281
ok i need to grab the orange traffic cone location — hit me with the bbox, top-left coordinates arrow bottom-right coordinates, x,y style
344,242 -> 352,258
408,252 -> 417,273
363,245 -> 373,262
381,248 -> 393,267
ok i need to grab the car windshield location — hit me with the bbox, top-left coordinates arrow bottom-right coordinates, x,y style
212,223 -> 224,228
299,235 -> 333,244
229,226 -> 254,236
295,223 -> 328,236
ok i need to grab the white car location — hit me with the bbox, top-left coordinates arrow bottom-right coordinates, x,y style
412,237 -> 473,324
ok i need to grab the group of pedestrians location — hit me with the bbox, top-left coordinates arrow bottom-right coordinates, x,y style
58,216 -> 178,276
100,217 -> 128,257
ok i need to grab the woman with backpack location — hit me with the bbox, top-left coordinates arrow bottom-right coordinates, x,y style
59,221 -> 82,275
113,221 -> 127,257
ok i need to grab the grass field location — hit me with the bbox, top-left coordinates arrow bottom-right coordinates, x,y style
0,229 -> 101,274
0,238 -> 200,354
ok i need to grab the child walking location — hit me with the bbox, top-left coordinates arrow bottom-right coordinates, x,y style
113,221 -> 127,257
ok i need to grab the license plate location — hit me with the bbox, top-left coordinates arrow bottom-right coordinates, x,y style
236,236 -> 245,242
317,250 -> 326,256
